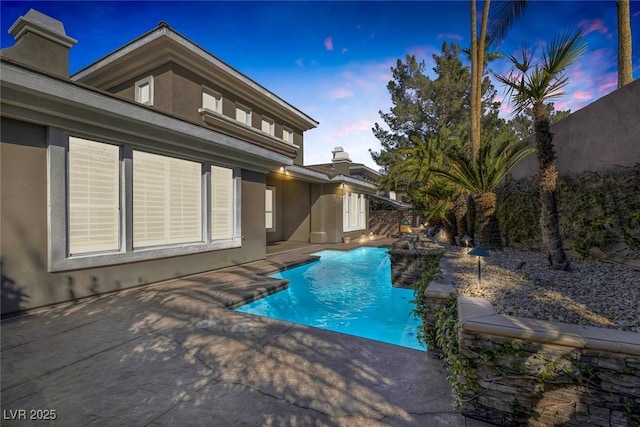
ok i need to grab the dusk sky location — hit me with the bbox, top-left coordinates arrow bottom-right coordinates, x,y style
2,1 -> 639,169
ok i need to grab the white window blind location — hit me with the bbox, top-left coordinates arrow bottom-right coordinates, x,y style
133,151 -> 202,247
283,128 -> 293,143
211,165 -> 234,240
265,187 -> 274,229
235,105 -> 251,126
202,91 -> 222,113
261,118 -> 274,135
343,191 -> 366,231
349,193 -> 358,227
68,137 -> 120,255
135,76 -> 153,106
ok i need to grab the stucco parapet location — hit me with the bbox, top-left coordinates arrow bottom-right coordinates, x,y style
458,296 -> 640,356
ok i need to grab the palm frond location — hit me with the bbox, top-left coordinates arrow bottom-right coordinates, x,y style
432,139 -> 535,194
488,0 -> 529,46
493,28 -> 587,117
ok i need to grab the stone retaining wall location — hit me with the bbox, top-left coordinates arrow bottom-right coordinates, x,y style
388,235 -> 444,288
425,260 -> 640,426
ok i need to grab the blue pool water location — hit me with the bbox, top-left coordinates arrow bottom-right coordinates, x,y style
234,247 -> 425,351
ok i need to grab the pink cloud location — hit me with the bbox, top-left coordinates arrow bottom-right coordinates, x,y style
578,18 -> 608,35
595,72 -> 618,93
572,90 -> 593,101
324,37 -> 334,51
329,88 -> 355,100
437,33 -> 463,41
336,119 -> 371,137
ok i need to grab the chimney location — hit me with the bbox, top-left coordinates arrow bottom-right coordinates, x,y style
1,9 -> 77,77
331,147 -> 352,176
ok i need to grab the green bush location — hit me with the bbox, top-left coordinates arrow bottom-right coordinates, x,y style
496,165 -> 640,257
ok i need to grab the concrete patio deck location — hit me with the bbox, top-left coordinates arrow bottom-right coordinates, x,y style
1,239 -> 493,426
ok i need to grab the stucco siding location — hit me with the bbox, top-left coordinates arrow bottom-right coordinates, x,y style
1,118 -> 267,315
511,78 -> 640,179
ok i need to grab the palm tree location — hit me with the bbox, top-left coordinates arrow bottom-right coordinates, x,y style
618,0 -> 633,87
493,30 -> 587,269
470,0 -> 528,161
432,139 -> 535,250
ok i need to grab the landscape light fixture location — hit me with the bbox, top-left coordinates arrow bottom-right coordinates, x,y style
468,245 -> 489,283
461,235 -> 472,253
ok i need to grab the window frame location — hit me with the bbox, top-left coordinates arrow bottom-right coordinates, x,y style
201,88 -> 223,114
48,128 -> 242,272
342,191 -> 367,232
67,136 -> 122,255
135,75 -> 154,106
282,127 -> 293,144
261,117 -> 275,136
235,103 -> 252,126
265,186 -> 276,232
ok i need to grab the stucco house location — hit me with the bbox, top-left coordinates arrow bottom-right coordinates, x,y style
0,9 -> 378,315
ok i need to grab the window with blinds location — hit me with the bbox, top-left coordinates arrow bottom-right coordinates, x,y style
68,137 -> 121,255
135,76 -> 154,106
261,118 -> 275,136
282,128 -> 293,143
235,105 -> 252,126
359,194 -> 367,229
202,90 -> 222,113
343,191 -> 366,232
265,186 -> 275,230
133,151 -> 202,247
211,165 -> 234,240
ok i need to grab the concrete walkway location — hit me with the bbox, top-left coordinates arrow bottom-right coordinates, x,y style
1,240 -> 492,426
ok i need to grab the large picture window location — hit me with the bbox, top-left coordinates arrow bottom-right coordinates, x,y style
133,151 -> 202,247
68,137 -> 120,255
49,129 -> 242,271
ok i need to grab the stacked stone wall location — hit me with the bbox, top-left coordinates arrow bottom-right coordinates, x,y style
458,332 -> 640,426
423,254 -> 640,427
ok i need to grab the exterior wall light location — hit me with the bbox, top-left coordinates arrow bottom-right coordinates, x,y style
468,245 -> 489,283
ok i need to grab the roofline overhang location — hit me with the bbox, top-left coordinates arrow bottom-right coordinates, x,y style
1,60 -> 293,173
282,164 -> 333,183
267,165 -> 380,191
71,24 -> 319,131
331,174 -> 378,193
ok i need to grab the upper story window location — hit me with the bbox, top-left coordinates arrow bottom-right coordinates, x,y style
282,128 -> 293,144
135,76 -> 154,106
235,104 -> 252,126
202,89 -> 222,114
261,117 -> 275,136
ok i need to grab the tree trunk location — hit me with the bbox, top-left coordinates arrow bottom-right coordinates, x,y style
470,0 -> 480,162
466,194 -> 477,241
618,0 -> 633,87
470,0 -> 490,163
533,103 -> 570,270
473,191 -> 502,250
453,192 -> 469,245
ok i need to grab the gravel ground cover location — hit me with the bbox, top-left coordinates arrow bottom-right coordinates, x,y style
445,245 -> 640,333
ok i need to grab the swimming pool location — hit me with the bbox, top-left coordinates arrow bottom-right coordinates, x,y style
234,247 -> 425,351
